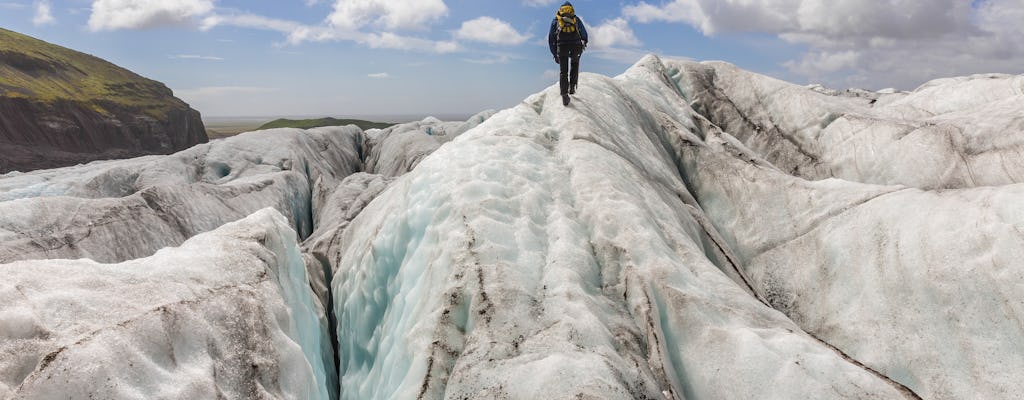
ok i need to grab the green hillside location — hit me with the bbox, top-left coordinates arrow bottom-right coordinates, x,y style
257,117 -> 395,131
0,28 -> 181,118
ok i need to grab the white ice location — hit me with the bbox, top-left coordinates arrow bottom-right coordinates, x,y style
0,209 -> 333,400
2,54 -> 1022,400
0,126 -> 364,264
322,56 -> 951,399
0,115 -> 489,400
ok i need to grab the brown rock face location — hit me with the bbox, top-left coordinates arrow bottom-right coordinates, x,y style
0,28 -> 208,173
0,98 -> 207,172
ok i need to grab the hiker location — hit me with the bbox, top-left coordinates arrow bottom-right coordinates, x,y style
548,1 -> 588,106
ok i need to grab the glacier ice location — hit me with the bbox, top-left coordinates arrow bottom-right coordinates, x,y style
0,209 -> 333,399
362,111 -> 496,177
2,54 -> 1023,399
0,114 -> 484,400
316,55 -> 1023,399
0,126 -> 363,264
678,61 -> 1024,188
321,59 -> 922,398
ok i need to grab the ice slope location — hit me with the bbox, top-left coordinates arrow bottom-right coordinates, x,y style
674,72 -> 1024,398
0,126 -> 363,264
679,62 -> 1024,188
324,57 -> 940,398
0,114 -> 488,400
363,111 -> 496,178
662,56 -> 1024,399
0,209 -> 334,400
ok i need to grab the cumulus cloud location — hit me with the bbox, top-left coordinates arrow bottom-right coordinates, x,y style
200,13 -> 301,33
582,18 -> 646,64
455,17 -> 529,46
0,2 -> 29,9
328,0 -> 448,31
286,26 -> 459,53
271,0 -> 457,53
463,54 -> 513,64
88,0 -> 214,31
623,0 -> 975,38
170,54 -> 224,60
624,0 -> 1024,89
589,18 -> 641,49
32,0 -> 55,26
85,0 -> 458,55
363,31 -> 459,53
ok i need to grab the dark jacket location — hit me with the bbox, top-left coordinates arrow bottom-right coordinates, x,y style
548,14 -> 588,57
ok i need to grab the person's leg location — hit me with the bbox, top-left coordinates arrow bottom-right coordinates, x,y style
569,45 -> 581,94
558,45 -> 571,96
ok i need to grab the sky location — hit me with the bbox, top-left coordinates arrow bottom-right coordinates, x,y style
2,0 -> 1023,119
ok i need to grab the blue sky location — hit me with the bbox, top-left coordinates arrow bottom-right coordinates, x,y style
2,1 -> 1022,119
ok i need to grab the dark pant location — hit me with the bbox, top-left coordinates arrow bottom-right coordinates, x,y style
557,42 -> 583,95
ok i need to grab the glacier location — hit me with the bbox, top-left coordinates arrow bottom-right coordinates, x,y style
2,54 -> 1024,399
0,209 -> 333,399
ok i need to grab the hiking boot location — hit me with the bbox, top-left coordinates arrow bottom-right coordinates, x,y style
569,85 -> 576,95
562,94 -> 570,106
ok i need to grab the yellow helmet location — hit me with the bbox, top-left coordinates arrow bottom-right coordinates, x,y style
559,4 -> 574,16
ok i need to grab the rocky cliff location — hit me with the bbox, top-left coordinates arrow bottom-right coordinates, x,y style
0,28 -> 207,173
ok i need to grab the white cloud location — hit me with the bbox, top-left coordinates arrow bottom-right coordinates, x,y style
589,18 -> 641,49
0,2 -> 28,9
200,13 -> 301,33
32,0 -> 55,26
455,17 -> 529,46
328,0 -> 448,31
523,0 -> 560,7
368,72 -> 390,78
361,31 -> 458,53
623,0 -> 706,29
784,50 -> 859,74
463,54 -> 512,64
264,0 -> 458,53
624,0 -> 1024,89
83,0 -> 459,55
591,47 -> 651,65
170,54 -> 224,60
287,27 -> 459,53
88,0 -> 214,31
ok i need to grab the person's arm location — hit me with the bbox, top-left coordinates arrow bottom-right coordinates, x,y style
578,18 -> 588,48
548,19 -> 558,58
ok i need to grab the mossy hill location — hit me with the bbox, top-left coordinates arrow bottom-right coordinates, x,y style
0,28 -> 206,173
0,28 -> 183,118
258,117 -> 395,131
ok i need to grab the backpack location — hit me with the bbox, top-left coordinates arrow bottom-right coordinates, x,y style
557,5 -> 578,35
